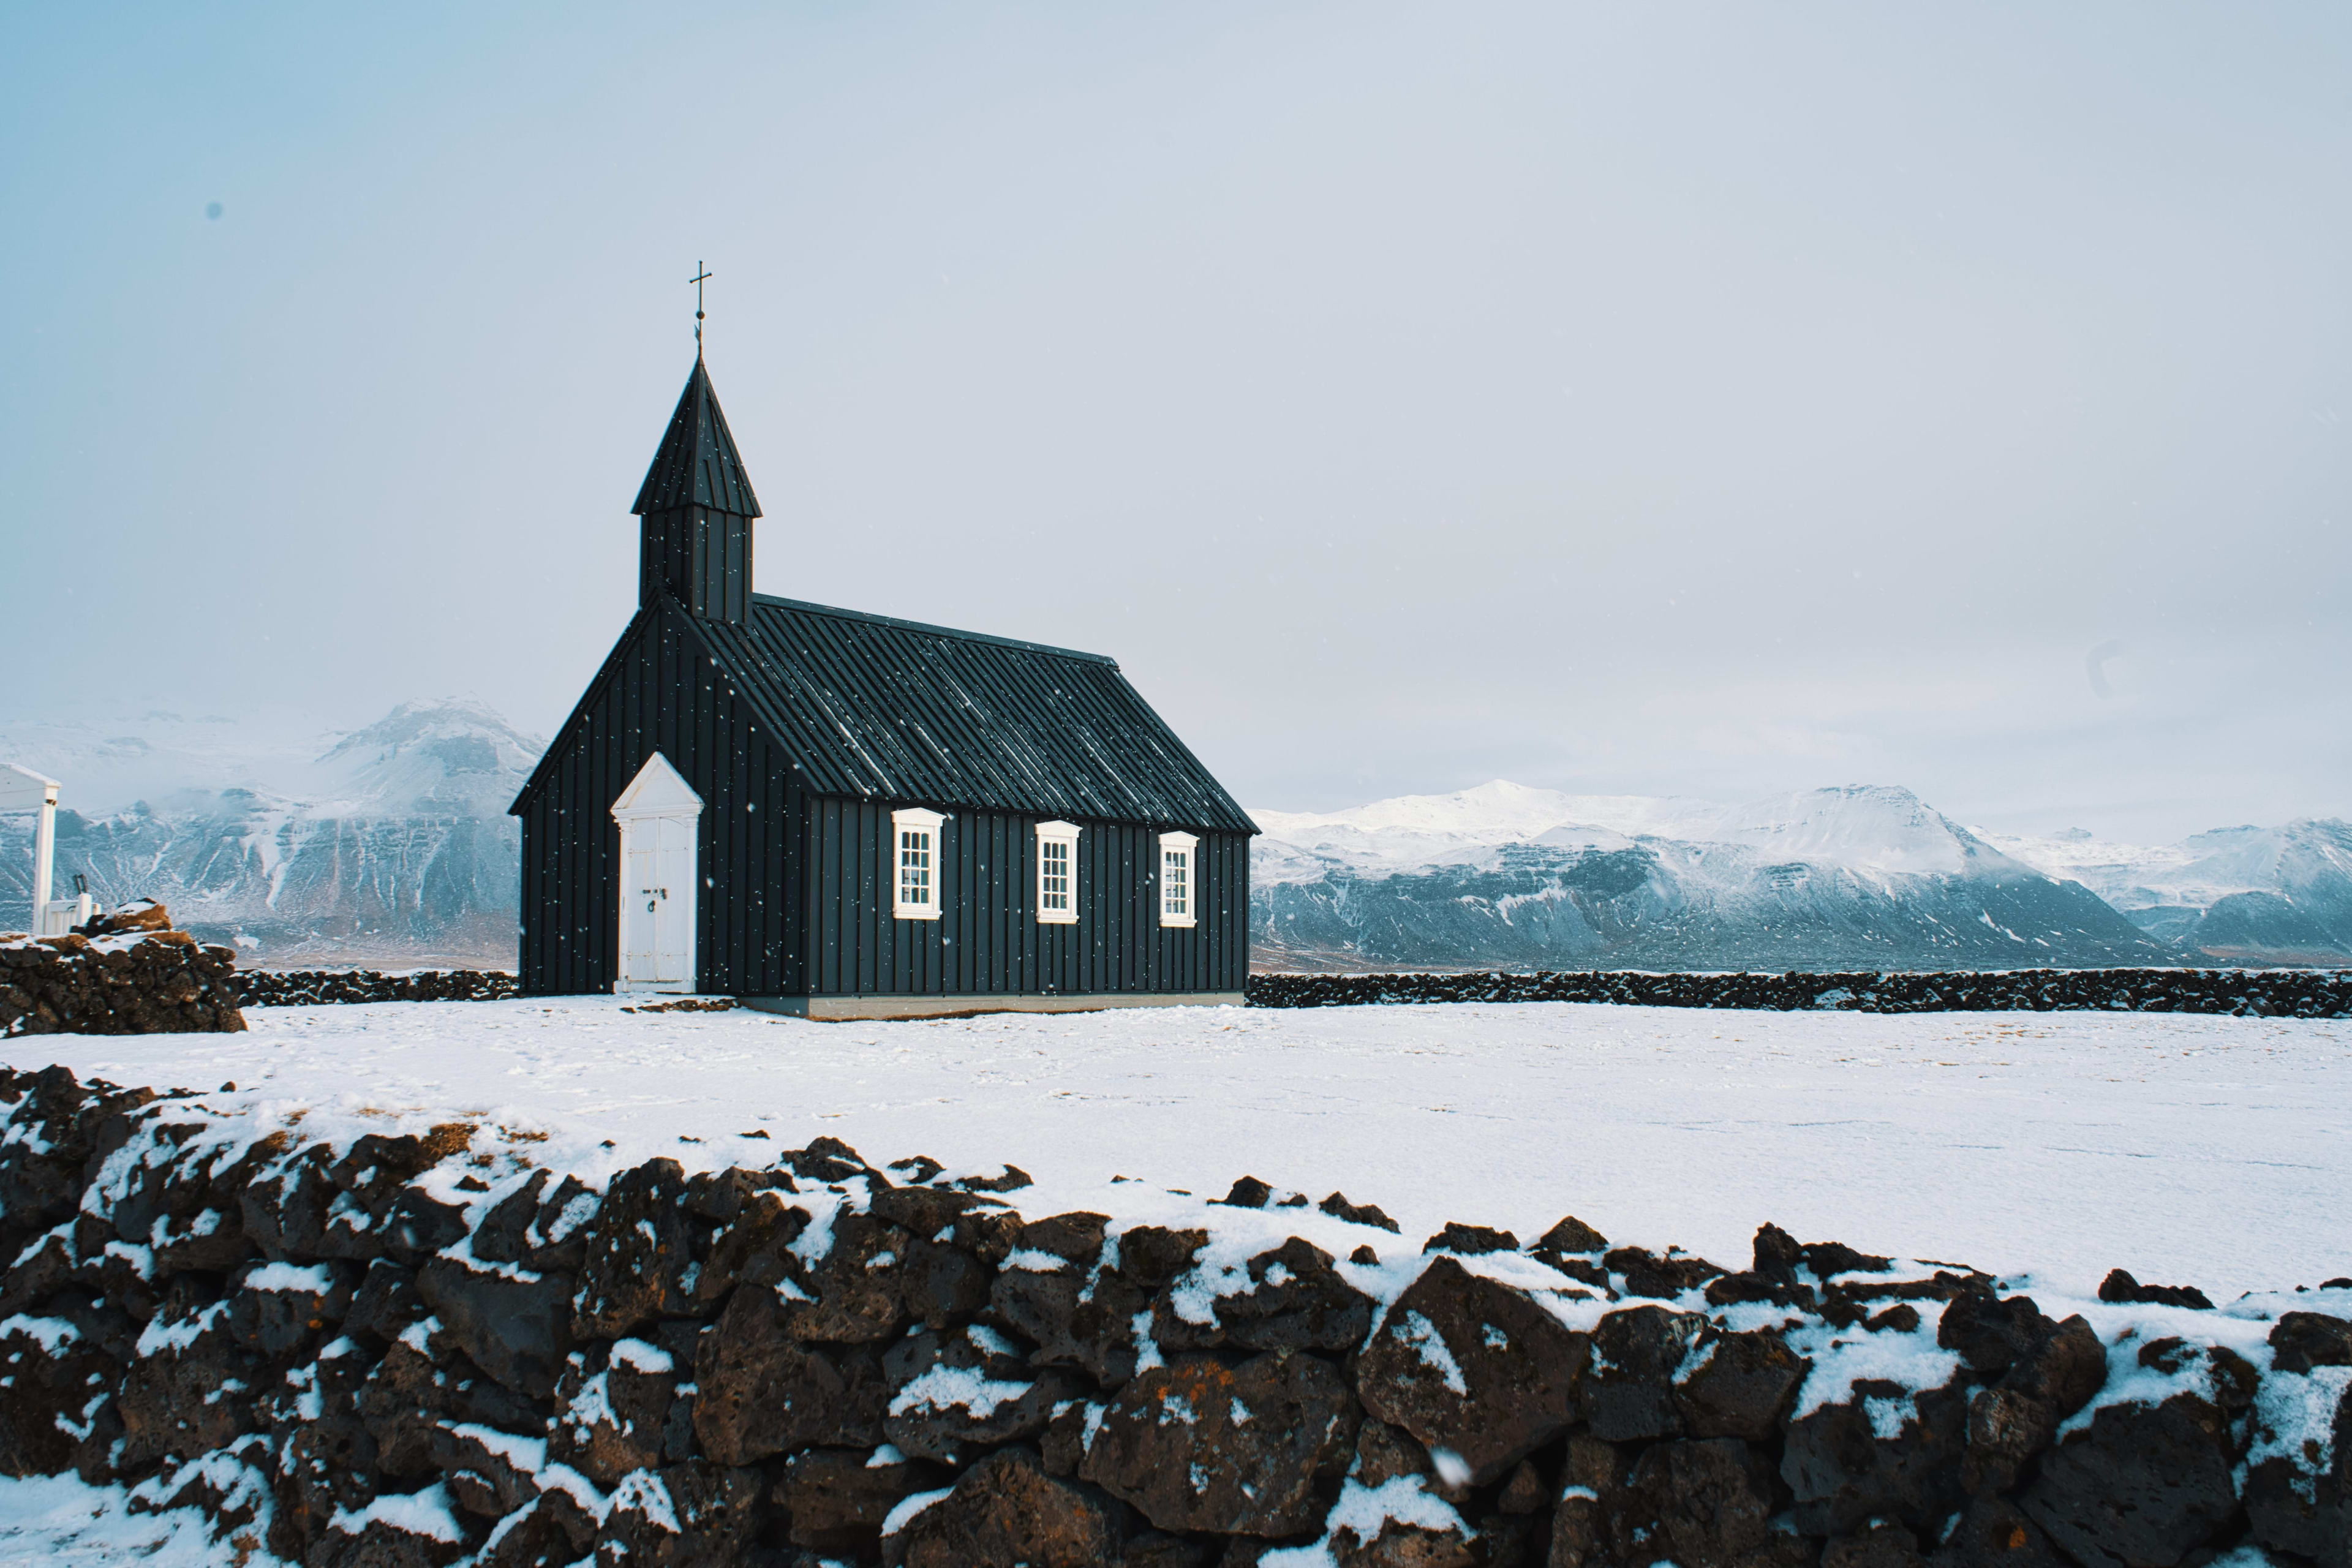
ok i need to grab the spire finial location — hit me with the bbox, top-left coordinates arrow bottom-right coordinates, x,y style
690,261 -> 712,356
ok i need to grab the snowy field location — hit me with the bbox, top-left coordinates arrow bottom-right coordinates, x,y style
3,995 -> 2348,1565
12,995 -> 2346,1301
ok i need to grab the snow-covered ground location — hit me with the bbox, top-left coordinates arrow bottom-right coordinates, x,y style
4,995 -> 2346,1566
15,996 -> 2346,1302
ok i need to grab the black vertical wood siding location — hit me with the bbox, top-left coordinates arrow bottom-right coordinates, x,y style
518,602 -> 804,997
520,617 -> 1249,996
788,807 -> 1248,998
519,609 -> 1251,1000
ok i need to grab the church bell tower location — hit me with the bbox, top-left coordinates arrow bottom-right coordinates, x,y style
632,356 -> 762,624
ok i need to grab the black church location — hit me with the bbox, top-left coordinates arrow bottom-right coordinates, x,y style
509,356 -> 1256,1018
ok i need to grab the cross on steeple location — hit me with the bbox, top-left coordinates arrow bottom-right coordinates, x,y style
690,262 -> 712,355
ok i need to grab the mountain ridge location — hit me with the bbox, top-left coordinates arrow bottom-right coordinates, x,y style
1249,779 -> 2352,971
6,711 -> 2346,971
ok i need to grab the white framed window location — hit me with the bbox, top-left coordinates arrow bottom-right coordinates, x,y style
1035,820 -> 1082,924
1159,831 -> 1198,928
892,807 -> 945,921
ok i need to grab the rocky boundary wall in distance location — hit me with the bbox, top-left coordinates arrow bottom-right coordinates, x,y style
1245,967 -> 2352,1019
225,967 -> 2352,1019
1,1067 -> 2346,1568
1,932 -> 248,1037
232,969 -> 523,1008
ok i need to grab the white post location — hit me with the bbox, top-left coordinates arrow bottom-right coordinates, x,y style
4,763 -> 64,937
31,796 -> 55,932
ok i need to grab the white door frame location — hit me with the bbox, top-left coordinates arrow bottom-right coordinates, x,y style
610,752 -> 703,994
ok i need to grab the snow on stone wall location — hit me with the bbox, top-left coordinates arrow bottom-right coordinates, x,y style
2,932 -> 247,1038
0,1065 -> 2343,1567
230,969 -> 521,1008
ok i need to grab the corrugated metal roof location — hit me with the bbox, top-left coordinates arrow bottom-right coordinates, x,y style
631,357 -> 763,517
690,595 -> 1257,834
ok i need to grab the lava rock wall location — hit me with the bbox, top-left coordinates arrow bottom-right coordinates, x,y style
1,933 -> 247,1038
1245,967 -> 2352,1019
231,969 -> 522,1008
1,1066 -> 2343,1568
224,965 -> 2352,1020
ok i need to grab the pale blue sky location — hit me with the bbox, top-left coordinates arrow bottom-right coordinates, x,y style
4,3 -> 2346,837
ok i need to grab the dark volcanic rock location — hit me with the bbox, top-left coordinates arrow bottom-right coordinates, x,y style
1153,1236 -> 1374,1354
1424,1223 -> 1518,1256
417,1255 -> 575,1401
1782,1379 -> 1969,1536
1614,1437 -> 1779,1568
1319,1192 -> 1401,1233
1675,1328 -> 1811,1441
2268,1311 -> 2352,1375
1937,1289 -> 2057,1378
692,1283 -> 888,1464
1962,1316 -> 2106,1494
314,1508 -> 471,1568
116,1302 -> 265,1471
2021,1392 -> 2244,1568
0,1315 -> 115,1476
570,1159 -> 698,1339
689,1188 -> 809,1311
1080,1349 -> 1358,1536
596,1461 -> 765,1568
430,1423 -> 542,1518
883,1323 -> 1078,1463
1583,1306 -> 1714,1441
782,1208 -> 920,1344
778,1446 -> 949,1557
889,1446 -> 1131,1568
1217,1175 -> 1273,1208
2000,1316 -> 2106,1415
1546,1433 -> 1626,1568
468,1170 -> 551,1264
989,1257 -> 1148,1390
1356,1255 -> 1589,1486
1532,1216 -> 1609,1256
346,1260 -> 427,1345
1604,1245 -> 1725,1300
226,1259 -> 356,1360
476,1494 -> 597,1568
1527,1216 -> 1613,1287
1118,1226 -> 1208,1289
2096,1268 -> 2214,1311
548,1340 -> 676,1489
1928,1496 -> 2068,1568
1822,1521 -> 1924,1568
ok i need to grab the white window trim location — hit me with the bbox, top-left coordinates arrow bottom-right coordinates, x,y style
892,807 -> 946,921
1158,831 -> 1198,928
1035,820 -> 1082,925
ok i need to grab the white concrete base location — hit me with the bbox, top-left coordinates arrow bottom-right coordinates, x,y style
739,991 -> 1246,1022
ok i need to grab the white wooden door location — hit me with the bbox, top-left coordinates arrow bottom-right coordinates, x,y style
621,815 -> 694,987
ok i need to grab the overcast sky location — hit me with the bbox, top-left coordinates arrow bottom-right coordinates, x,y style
3,3 -> 2346,840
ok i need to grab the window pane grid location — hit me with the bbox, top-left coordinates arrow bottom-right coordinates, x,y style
899,829 -> 932,907
1163,849 -> 1188,917
1040,839 -> 1071,910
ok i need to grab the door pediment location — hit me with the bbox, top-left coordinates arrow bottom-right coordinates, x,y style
611,751 -> 703,820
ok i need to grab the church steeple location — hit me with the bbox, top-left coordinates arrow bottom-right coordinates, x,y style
634,358 -> 762,622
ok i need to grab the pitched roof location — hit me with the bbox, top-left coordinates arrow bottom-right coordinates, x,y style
699,596 -> 1257,833
511,594 -> 1255,834
631,357 -> 763,517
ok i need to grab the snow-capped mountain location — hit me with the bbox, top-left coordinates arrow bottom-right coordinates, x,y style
7,702 -> 2345,973
1986,819 -> 2352,963
1247,780 -> 2337,971
0,701 -> 538,965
